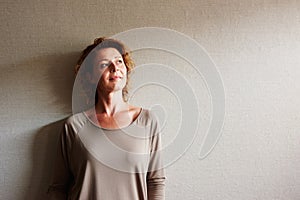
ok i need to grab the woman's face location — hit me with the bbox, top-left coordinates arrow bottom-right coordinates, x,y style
91,47 -> 127,94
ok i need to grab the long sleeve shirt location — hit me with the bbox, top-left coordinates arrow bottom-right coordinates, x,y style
47,108 -> 165,200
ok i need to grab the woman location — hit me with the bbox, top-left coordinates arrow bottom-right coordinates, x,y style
47,37 -> 166,199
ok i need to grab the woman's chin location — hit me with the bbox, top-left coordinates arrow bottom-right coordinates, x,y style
104,85 -> 125,94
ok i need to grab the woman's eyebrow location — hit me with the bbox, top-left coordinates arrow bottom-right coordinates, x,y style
98,56 -> 122,62
98,58 -> 109,62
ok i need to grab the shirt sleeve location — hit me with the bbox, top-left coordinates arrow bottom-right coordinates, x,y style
147,113 -> 166,200
47,122 -> 74,199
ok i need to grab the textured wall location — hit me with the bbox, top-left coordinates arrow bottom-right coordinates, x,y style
1,0 -> 300,199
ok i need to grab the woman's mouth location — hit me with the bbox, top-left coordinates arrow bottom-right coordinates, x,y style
109,76 -> 122,81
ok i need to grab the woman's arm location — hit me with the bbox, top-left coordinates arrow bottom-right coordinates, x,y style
47,122 -> 73,199
147,113 -> 166,200
147,154 -> 165,199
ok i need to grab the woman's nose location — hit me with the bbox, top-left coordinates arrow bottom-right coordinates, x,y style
109,61 -> 119,72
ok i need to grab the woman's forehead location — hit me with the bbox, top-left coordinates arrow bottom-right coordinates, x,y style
94,47 -> 122,61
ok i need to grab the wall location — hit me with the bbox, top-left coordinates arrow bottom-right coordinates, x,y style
1,0 -> 300,199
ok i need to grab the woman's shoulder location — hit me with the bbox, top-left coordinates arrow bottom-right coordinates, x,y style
133,107 -> 159,127
63,112 -> 89,131
64,112 -> 85,123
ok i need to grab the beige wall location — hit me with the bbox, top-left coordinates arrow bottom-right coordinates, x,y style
1,0 -> 300,199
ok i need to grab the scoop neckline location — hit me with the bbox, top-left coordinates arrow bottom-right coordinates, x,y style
82,107 -> 143,131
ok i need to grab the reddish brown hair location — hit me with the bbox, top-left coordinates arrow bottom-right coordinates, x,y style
75,37 -> 135,104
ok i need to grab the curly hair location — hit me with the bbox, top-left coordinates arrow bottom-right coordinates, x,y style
75,37 -> 135,106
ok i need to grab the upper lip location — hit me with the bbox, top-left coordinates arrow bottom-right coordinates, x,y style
109,75 -> 122,80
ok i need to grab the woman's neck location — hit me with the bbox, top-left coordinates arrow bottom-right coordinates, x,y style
95,90 -> 128,116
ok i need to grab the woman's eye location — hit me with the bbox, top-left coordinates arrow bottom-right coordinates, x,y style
100,63 -> 109,68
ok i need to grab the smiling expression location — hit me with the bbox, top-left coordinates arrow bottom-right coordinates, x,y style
91,47 -> 127,94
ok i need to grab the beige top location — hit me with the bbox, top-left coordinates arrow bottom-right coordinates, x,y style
47,109 -> 165,200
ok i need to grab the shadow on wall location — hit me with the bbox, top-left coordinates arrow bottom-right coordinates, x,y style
27,119 -> 67,199
19,52 -> 80,198
43,52 -> 78,112
1,52 -> 79,114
